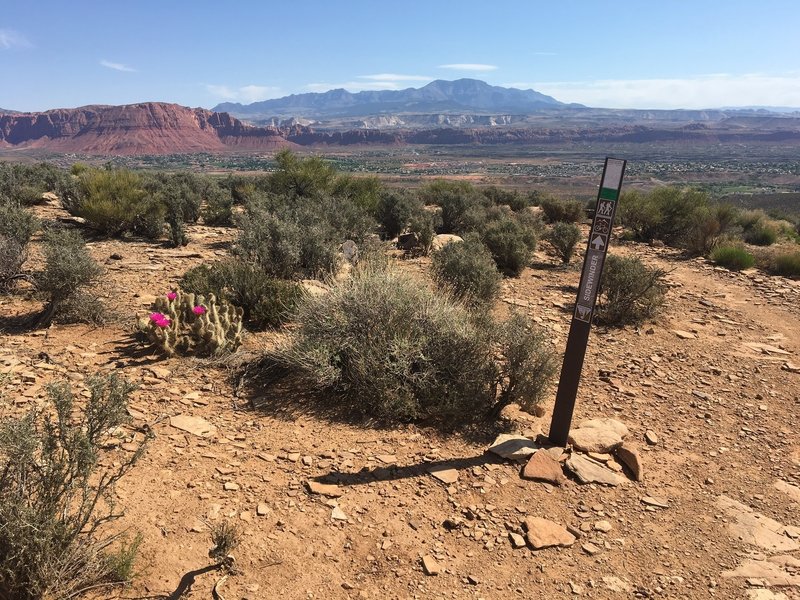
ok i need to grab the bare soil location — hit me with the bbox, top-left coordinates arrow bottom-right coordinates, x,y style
2,203 -> 799,600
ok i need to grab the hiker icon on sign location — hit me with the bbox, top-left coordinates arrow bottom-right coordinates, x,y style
597,200 -> 614,217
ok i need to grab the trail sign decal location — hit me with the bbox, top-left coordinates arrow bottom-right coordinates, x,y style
548,157 -> 627,446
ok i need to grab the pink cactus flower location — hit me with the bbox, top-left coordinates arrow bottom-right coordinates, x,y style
192,305 -> 207,315
150,312 -> 167,323
167,291 -> 178,300
155,318 -> 171,328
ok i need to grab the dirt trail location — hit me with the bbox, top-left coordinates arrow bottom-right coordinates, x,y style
1,215 -> 799,600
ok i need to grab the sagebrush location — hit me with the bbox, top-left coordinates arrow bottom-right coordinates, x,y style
0,374 -> 146,600
597,255 -> 667,326
430,235 -> 501,309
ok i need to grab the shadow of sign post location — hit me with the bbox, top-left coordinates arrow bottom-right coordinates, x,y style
548,157 -> 627,446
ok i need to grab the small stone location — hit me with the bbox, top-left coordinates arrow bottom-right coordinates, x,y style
509,532 -> 527,548
523,516 -> 576,549
566,454 -> 626,486
223,482 -> 240,491
673,330 -> 696,340
641,495 -> 669,508
147,366 -> 171,379
594,520 -> 613,532
331,506 -> 348,521
645,430 -> 659,445
488,434 -> 537,461
256,503 -> 269,516
569,581 -> 583,595
306,481 -> 344,497
521,450 -> 565,485
422,555 -> 441,575
428,466 -> 459,484
582,542 -> 602,555
466,575 -> 479,585
169,414 -> 217,437
615,445 -> 643,481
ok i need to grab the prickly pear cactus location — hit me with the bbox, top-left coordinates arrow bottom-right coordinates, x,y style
137,290 -> 243,357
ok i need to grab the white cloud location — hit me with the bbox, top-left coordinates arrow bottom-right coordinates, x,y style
438,63 -> 498,72
357,73 -> 432,81
531,73 -> 800,109
0,29 -> 31,49
100,60 -> 136,72
206,84 -> 281,103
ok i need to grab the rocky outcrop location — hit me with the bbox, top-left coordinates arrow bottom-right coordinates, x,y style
0,103 -> 294,154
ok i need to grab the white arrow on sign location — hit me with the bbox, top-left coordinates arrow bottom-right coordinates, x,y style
590,235 -> 606,251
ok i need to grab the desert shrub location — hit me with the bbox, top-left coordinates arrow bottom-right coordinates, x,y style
618,187 -> 717,251
546,222 -> 582,264
480,216 -> 533,276
0,373 -> 146,600
138,290 -> 243,357
267,149 -> 338,199
273,264 -> 555,423
331,174 -> 382,215
597,255 -> 667,326
742,219 -> 778,246
431,235 -> 501,309
0,236 -> 26,290
419,180 -> 487,234
492,312 -> 557,415
236,199 -> 340,279
180,261 -> 302,328
482,186 -> 528,212
407,209 -> 439,255
74,168 -> 153,236
540,197 -> 585,223
36,229 -> 102,326
710,243 -> 755,270
713,203 -> 740,236
0,200 -> 38,246
769,250 -> 800,278
376,189 -> 421,238
683,205 -> 722,256
202,184 -> 235,226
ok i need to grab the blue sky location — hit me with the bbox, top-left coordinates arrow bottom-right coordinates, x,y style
2,0 -> 800,112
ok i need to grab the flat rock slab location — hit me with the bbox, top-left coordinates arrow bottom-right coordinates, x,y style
716,495 -> 800,553
422,555 -> 441,575
488,434 -> 537,461
523,516 -> 576,549
577,418 -> 629,438
566,454 -> 626,486
673,330 -> 696,339
615,446 -> 643,481
428,466 -> 459,484
747,590 -> 789,600
568,427 -> 624,453
306,481 -> 344,497
521,450 -> 565,485
169,414 -> 217,437
743,342 -> 791,355
722,556 -> 800,587
775,480 -> 800,503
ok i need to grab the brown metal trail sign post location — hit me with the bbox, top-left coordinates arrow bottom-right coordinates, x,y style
548,157 -> 627,446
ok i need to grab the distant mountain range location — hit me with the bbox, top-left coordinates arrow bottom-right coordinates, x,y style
213,78 -> 576,119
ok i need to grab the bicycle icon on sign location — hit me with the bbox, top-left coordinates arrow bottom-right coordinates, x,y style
593,217 -> 611,235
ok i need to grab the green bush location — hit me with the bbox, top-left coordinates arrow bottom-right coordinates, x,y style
743,220 -> 778,246
770,250 -> 800,278
202,184 -> 235,226
0,374 -> 146,600
431,235 -> 501,309
480,216 -> 533,276
710,244 -> 755,270
0,200 -> 38,246
74,169 -> 153,237
419,180 -> 487,234
482,186 -> 528,212
180,261 -> 302,328
236,201 -> 340,280
546,222 -> 582,264
597,255 -> 667,326
272,264 -> 555,423
36,229 -> 102,326
376,189 -> 421,238
540,197 -> 585,223
0,235 -> 26,290
407,208 -> 439,255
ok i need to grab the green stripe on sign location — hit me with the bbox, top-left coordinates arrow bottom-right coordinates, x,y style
599,187 -> 619,201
